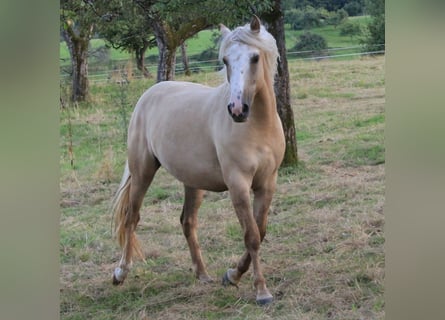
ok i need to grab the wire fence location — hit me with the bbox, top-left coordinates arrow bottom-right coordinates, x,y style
60,44 -> 385,84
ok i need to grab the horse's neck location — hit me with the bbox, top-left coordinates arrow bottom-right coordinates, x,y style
251,80 -> 277,125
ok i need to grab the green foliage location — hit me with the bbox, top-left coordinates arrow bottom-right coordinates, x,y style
284,16 -> 373,61
96,0 -> 156,53
292,31 -> 327,57
285,6 -> 350,31
285,6 -> 322,30
60,0 -> 99,101
362,0 -> 385,52
344,0 -> 365,16
339,20 -> 363,40
60,15 -> 372,75
327,8 -> 349,28
123,0 -> 274,81
60,0 -> 96,29
283,0 -> 366,13
134,0 -> 273,30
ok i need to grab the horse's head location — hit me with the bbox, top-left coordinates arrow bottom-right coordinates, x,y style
219,16 -> 278,123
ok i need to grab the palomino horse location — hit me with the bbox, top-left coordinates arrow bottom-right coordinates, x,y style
111,16 -> 285,305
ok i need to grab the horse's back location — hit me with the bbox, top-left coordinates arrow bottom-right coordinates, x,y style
139,81 -> 216,109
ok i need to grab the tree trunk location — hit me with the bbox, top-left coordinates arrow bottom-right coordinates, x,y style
154,41 -> 176,81
150,15 -> 210,82
72,39 -> 89,102
261,0 -> 298,166
62,29 -> 90,102
151,18 -> 177,82
157,44 -> 176,82
181,43 -> 191,76
135,44 -> 150,78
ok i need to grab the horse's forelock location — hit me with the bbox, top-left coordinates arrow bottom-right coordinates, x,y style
219,23 -> 279,79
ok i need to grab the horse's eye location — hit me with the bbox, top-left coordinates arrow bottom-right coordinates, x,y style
250,54 -> 259,64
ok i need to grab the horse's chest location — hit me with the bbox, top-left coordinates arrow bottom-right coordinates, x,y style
254,145 -> 279,173
233,143 -> 278,177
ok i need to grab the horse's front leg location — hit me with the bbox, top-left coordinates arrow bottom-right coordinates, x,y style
223,176 -> 274,305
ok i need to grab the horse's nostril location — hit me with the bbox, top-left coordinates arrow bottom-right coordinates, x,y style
242,104 -> 249,113
227,103 -> 234,114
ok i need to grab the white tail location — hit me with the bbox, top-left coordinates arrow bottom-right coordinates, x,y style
111,161 -> 144,259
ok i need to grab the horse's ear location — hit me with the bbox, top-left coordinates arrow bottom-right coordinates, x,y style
250,15 -> 261,33
220,24 -> 231,38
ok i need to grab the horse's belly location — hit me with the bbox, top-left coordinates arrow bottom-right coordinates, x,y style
162,160 -> 227,192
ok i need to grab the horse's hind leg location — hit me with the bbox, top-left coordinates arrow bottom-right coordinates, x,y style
180,186 -> 213,282
112,156 -> 159,285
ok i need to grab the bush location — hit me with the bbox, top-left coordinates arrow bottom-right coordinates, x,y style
197,48 -> 218,61
285,6 -> 322,30
292,32 -> 328,58
362,0 -> 385,52
285,9 -> 304,30
339,21 -> 362,40
326,9 -> 349,28
344,1 -> 365,16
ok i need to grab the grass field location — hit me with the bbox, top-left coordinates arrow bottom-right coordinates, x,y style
60,53 -> 385,320
60,54 -> 385,319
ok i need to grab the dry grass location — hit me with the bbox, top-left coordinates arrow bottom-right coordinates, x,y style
60,56 -> 385,319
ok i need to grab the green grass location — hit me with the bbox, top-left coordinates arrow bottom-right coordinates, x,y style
285,16 -> 371,49
354,114 -> 385,127
60,55 -> 385,319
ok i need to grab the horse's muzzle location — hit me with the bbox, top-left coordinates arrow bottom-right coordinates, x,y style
228,103 -> 249,122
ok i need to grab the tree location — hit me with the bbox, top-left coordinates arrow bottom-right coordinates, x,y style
362,0 -> 385,52
327,8 -> 349,28
149,11 -> 209,81
343,0 -> 365,16
285,6 -> 321,30
180,43 -> 191,76
132,0 -> 208,81
60,0 -> 96,102
339,20 -> 362,41
284,0 -> 365,14
135,0 -> 272,82
293,32 -> 328,57
262,0 -> 298,166
96,0 -> 156,78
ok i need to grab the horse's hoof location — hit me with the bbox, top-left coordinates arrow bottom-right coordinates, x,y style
221,271 -> 231,287
221,270 -> 238,288
112,267 -> 125,285
256,295 -> 273,306
112,274 -> 124,285
198,274 -> 214,284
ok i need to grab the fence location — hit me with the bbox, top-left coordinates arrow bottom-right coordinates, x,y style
60,44 -> 385,84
